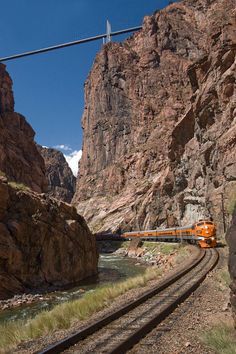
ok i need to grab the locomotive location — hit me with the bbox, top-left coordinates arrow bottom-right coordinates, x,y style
122,220 -> 217,248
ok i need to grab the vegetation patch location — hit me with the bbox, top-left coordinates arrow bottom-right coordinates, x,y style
0,267 -> 161,352
142,242 -> 185,253
201,322 -> 236,354
217,269 -> 231,291
142,242 -> 188,261
0,174 -> 30,192
0,171 -> 6,178
227,190 -> 236,215
8,181 -> 30,192
115,240 -> 189,266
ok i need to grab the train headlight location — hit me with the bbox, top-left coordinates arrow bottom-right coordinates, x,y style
211,237 -> 215,240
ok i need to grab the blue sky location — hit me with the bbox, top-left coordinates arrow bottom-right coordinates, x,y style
0,0 -> 171,173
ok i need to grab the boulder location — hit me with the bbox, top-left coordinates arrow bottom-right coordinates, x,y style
0,177 -> 98,300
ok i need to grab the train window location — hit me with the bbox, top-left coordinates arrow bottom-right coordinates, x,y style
197,222 -> 204,226
206,222 -> 213,225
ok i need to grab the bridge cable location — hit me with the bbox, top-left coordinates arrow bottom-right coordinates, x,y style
0,26 -> 142,62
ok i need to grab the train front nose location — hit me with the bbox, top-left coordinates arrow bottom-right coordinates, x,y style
198,223 -> 217,248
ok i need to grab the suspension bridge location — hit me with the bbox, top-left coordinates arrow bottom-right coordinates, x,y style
0,22 -> 142,62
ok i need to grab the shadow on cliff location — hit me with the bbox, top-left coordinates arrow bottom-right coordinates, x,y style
97,240 -> 128,253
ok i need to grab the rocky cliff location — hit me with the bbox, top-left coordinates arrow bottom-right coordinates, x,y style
38,146 -> 76,203
0,176 -> 98,300
226,208 -> 236,327
0,64 -> 47,193
73,0 -> 236,234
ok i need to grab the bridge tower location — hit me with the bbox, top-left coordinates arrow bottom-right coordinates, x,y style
103,20 -> 112,44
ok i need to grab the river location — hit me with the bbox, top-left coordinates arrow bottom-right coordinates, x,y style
0,253 -> 146,324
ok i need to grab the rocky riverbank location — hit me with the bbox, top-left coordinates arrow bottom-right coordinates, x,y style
0,293 -> 50,311
12,243 -> 196,353
0,241 -> 189,312
98,240 -> 190,267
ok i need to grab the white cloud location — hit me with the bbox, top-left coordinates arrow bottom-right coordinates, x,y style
54,144 -> 72,151
64,150 -> 82,177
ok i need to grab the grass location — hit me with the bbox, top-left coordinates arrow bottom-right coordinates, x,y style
214,265 -> 231,291
227,189 -> 236,215
200,266 -> 235,353
218,269 -> 231,288
159,243 -> 181,255
0,174 -> 31,193
228,201 -> 236,216
0,266 -> 161,352
201,323 -> 236,354
8,181 -> 30,191
143,241 -> 187,255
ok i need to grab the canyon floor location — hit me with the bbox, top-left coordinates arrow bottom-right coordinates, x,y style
10,244 -> 233,354
129,246 -> 233,354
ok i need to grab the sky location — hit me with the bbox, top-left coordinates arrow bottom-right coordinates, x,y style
0,0 -> 171,175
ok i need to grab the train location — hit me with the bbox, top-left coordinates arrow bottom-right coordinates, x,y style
122,220 -> 217,248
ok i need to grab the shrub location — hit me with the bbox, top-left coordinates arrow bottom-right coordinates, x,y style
8,181 -> 30,191
227,190 -> 236,215
201,323 -> 236,354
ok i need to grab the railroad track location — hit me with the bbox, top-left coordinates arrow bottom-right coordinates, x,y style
38,248 -> 218,354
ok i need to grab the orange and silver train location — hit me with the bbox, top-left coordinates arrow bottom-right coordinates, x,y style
122,220 -> 217,248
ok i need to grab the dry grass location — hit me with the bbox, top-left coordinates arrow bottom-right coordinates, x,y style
0,267 -> 161,352
173,245 -> 189,264
218,269 -> 231,287
8,181 -> 30,191
227,189 -> 236,215
143,242 -> 186,255
215,265 -> 231,291
201,322 -> 236,354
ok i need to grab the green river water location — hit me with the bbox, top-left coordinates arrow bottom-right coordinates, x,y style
0,253 -> 147,324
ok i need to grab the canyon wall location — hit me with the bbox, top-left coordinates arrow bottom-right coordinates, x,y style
38,146 -> 76,203
0,176 -> 98,299
73,0 -> 236,234
0,64 -> 47,193
0,64 -> 98,299
226,208 -> 236,328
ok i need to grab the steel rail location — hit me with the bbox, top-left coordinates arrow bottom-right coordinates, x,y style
110,249 -> 219,354
37,247 -> 207,354
0,26 -> 142,62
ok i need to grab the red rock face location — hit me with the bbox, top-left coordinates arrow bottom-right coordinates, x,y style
0,176 -> 98,300
38,146 -> 76,203
169,26 -> 236,233
73,0 -> 236,233
0,64 -> 47,193
226,208 -> 236,327
0,64 -> 14,113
